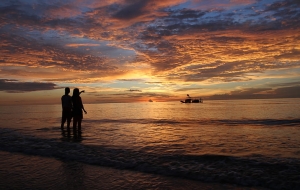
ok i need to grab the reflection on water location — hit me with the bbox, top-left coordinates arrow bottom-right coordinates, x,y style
0,99 -> 300,189
1,98 -> 300,158
61,128 -> 82,143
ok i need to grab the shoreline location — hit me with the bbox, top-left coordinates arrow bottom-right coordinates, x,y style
0,151 -> 266,190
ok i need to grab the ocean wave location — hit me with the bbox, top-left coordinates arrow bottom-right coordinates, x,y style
0,128 -> 300,190
85,118 -> 300,127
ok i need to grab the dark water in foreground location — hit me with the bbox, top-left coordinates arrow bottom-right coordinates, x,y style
0,151 -> 264,190
0,99 -> 300,189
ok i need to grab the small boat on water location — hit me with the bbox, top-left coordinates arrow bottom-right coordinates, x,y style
180,94 -> 203,103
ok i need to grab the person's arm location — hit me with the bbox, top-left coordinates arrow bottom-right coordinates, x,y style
82,106 -> 87,114
80,97 -> 87,114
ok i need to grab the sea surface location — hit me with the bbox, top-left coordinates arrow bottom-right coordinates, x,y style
0,98 -> 300,189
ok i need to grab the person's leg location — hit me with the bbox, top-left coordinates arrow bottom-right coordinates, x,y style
67,112 -> 72,129
61,111 -> 66,129
78,119 -> 82,131
67,119 -> 71,129
73,116 -> 78,129
67,127 -> 71,137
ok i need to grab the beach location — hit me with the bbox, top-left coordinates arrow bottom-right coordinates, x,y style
0,151 -> 267,190
0,99 -> 300,189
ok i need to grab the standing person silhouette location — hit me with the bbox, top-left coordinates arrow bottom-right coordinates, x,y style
72,88 -> 87,131
61,87 -> 72,130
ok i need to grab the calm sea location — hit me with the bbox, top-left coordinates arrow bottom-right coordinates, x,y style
1,98 -> 300,189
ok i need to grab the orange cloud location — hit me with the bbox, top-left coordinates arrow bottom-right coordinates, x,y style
1,0 -> 300,104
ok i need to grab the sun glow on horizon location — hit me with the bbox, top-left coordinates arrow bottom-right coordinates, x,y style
0,0 -> 300,105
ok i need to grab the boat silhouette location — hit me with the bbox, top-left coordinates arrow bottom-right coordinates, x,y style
180,94 -> 203,103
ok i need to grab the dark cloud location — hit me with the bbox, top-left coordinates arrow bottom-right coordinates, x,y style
0,3 -> 78,31
169,8 -> 206,20
264,0 -> 300,12
210,36 -> 246,43
126,89 -> 142,92
268,82 -> 300,87
112,0 -> 149,20
0,79 -> 58,93
260,0 -> 300,30
273,85 -> 300,98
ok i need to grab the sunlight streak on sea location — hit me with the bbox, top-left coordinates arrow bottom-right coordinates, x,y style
1,98 -> 300,189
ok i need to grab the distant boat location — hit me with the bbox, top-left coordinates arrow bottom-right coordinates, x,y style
149,99 -> 153,102
180,94 -> 203,103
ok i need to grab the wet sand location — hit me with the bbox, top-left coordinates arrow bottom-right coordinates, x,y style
0,151 -> 266,190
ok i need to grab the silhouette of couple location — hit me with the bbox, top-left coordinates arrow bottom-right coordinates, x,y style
61,87 -> 87,131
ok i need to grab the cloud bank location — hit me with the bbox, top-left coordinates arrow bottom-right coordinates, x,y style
0,0 -> 299,102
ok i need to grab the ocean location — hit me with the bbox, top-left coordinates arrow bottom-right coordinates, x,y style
0,98 -> 300,189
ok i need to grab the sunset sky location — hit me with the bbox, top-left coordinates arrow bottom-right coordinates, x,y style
1,0 -> 300,105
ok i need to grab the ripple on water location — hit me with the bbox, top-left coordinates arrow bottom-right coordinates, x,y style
1,129 -> 300,189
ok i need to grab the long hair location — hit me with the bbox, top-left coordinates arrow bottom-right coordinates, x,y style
72,88 -> 80,97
